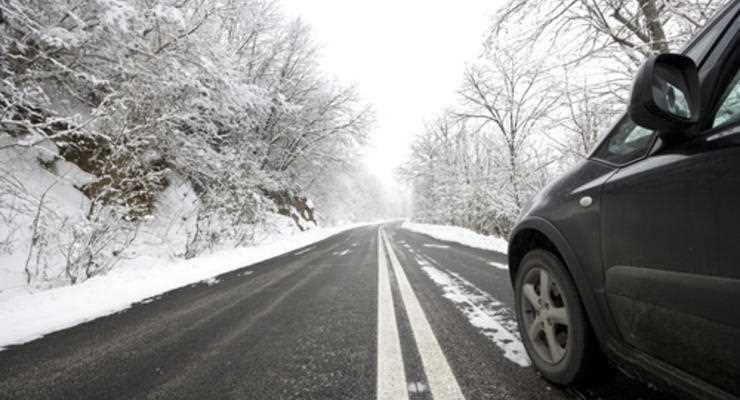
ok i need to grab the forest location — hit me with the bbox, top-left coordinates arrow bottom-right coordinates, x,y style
0,0 -> 390,288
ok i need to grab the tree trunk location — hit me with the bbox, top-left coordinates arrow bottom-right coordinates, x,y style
637,0 -> 670,53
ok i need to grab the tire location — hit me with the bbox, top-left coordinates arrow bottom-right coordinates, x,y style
514,249 -> 601,385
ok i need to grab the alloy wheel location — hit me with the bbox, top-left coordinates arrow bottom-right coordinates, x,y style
520,266 -> 571,365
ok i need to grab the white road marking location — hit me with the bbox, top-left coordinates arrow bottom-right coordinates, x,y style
487,261 -> 508,270
240,270 -> 254,276
376,230 -> 409,400
332,249 -> 351,256
293,246 -> 315,256
418,256 -> 530,367
423,244 -> 449,249
381,230 -> 465,400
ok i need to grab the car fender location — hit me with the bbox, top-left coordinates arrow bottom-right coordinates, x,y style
509,216 -> 612,344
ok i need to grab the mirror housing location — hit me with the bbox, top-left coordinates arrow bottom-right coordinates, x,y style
628,53 -> 700,131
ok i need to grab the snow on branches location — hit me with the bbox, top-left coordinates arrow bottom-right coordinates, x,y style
0,0 -> 371,286
401,0 -> 726,238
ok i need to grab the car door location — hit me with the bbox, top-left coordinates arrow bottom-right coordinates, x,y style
598,8 -> 740,395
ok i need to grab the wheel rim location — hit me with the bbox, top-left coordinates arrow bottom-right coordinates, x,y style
520,266 -> 571,365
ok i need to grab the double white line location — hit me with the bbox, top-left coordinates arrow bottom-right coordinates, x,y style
376,228 -> 465,400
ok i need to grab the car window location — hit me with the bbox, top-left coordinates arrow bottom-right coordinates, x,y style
712,69 -> 740,128
593,117 -> 655,165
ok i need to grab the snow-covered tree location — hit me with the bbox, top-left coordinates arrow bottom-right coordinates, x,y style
0,0 -> 373,284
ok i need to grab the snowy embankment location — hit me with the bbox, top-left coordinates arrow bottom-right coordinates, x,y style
0,223 -> 361,350
401,221 -> 509,255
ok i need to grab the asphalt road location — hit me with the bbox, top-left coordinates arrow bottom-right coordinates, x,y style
0,223 -> 673,399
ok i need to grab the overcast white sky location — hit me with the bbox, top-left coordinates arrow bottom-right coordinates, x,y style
280,0 -> 504,187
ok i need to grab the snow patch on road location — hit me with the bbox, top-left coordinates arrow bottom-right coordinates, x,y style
402,222 -> 508,254
417,257 -> 530,367
293,246 -> 315,256
138,295 -> 161,305
488,261 -> 508,270
202,277 -> 220,286
408,382 -> 428,393
0,223 -> 364,351
423,244 -> 449,249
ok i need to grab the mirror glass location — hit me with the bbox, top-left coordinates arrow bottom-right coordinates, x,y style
652,68 -> 691,119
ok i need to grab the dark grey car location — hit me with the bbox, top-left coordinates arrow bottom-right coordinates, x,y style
508,3 -> 740,399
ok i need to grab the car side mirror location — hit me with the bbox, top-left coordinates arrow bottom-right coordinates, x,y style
628,53 -> 701,131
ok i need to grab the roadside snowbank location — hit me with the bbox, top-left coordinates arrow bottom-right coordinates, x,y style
402,222 -> 508,254
0,223 -> 362,350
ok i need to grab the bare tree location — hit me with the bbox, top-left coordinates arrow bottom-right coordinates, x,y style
546,73 -> 622,162
491,0 -> 726,99
456,45 -> 558,223
493,0 -> 724,57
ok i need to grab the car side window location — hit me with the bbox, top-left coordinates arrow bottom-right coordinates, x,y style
712,69 -> 740,128
593,117 -> 655,165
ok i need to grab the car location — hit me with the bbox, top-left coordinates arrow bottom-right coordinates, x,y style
508,3 -> 740,399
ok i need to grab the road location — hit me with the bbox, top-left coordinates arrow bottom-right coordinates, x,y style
0,223 -> 673,399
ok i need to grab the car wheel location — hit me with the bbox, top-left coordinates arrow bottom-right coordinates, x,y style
515,249 -> 600,384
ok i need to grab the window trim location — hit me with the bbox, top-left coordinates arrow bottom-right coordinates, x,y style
704,119 -> 740,143
590,114 -> 660,167
681,1 -> 737,67
696,16 -> 740,135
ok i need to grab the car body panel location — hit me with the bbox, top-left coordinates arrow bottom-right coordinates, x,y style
601,130 -> 740,395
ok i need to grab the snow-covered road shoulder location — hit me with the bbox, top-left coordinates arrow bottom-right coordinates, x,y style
0,224 -> 362,351
401,222 -> 508,254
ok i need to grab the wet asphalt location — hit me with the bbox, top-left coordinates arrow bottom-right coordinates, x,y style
0,223 -> 673,399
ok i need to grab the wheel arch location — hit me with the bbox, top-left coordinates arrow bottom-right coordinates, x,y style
508,216 -> 611,343
508,227 -> 565,287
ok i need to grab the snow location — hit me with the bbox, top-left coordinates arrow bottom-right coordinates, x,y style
402,221 -> 509,254
41,27 -> 84,48
0,133 -> 95,292
0,223 -> 363,350
331,248 -> 351,256
415,254 -> 530,367
408,382 -> 428,394
0,134 -> 205,293
154,5 -> 185,28
128,173 -> 199,261
99,0 -> 138,32
293,246 -> 315,256
202,277 -> 220,286
423,244 -> 449,249
488,261 -> 509,270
